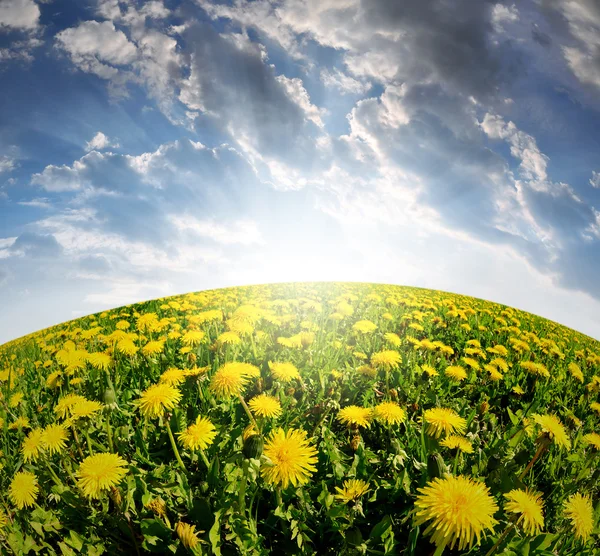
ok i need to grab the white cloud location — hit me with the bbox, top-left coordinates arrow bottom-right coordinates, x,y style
491,3 -> 519,33
31,162 -> 83,191
17,197 -> 52,209
320,68 -> 371,95
55,21 -> 137,82
0,156 -> 16,173
170,215 -> 264,246
590,170 -> 600,188
85,131 -> 119,151
0,0 -> 40,30
275,74 -> 326,128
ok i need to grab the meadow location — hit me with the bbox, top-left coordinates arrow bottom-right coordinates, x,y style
0,281 -> 599,555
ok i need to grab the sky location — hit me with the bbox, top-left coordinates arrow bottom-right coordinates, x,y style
1,0 -> 600,343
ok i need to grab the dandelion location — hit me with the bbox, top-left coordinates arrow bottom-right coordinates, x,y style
489,357 -> 509,372
590,402 -> 600,415
159,367 -> 187,386
268,361 -> 300,383
8,417 -> 30,430
142,340 -> 165,357
248,394 -> 282,418
87,352 -> 112,371
462,357 -> 480,371
384,332 -> 401,347
512,385 -> 525,395
414,475 -> 498,552
423,407 -> 467,438
210,365 -> 251,399
441,435 -> 473,453
261,428 -> 318,488
564,493 -> 594,542
353,320 -> 377,334
216,331 -> 241,345
54,393 -> 87,419
582,432 -> 600,450
334,479 -> 370,504
373,402 -> 406,425
76,453 -> 128,498
421,364 -> 439,377
531,414 -> 571,450
178,416 -> 217,451
21,428 -> 45,462
371,350 -> 401,371
445,365 -> 467,382
176,522 -> 200,550
504,489 -> 544,535
42,424 -> 69,455
69,399 -> 104,421
9,392 -> 24,408
138,383 -> 182,418
181,330 -> 205,346
520,361 -> 549,378
9,471 -> 39,509
337,406 -> 373,428
568,362 -> 584,383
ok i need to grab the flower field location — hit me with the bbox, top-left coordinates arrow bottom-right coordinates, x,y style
0,281 -> 599,555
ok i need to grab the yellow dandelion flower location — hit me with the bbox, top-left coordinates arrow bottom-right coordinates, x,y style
357,365 -> 377,378
353,320 -> 377,334
210,365 -> 252,399
423,407 -> 466,438
46,370 -> 63,388
564,493 -> 594,542
421,364 -> 439,377
485,365 -> 504,381
178,416 -> 217,451
414,475 -> 498,552
159,367 -> 188,386
337,406 -> 373,428
334,479 -> 370,504
70,399 -> 104,421
590,402 -> 600,415
462,357 -> 480,371
373,402 -> 406,425
384,333 -> 401,347
504,489 -> 544,536
512,385 -> 525,395
268,361 -> 300,383
353,351 -> 368,360
531,414 -> 571,450
76,453 -> 128,498
583,432 -> 600,450
87,352 -> 112,371
216,331 -> 242,345
8,417 -> 30,430
54,393 -> 87,419
142,340 -> 165,357
441,435 -> 473,453
261,428 -> 318,489
0,508 -> 7,529
176,522 -> 200,549
115,338 -> 138,356
9,392 -> 24,408
9,471 -> 39,509
42,424 -> 69,455
371,350 -> 401,371
445,365 -> 468,382
22,428 -> 46,462
249,394 -> 282,418
138,383 -> 182,418
568,362 -> 584,383
181,330 -> 205,346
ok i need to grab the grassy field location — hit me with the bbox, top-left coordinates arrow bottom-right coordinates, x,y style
0,281 -> 599,555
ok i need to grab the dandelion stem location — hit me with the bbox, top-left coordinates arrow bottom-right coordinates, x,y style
199,448 -> 210,470
106,417 -> 114,452
44,459 -> 63,486
165,419 -> 187,473
238,394 -> 260,432
72,428 -> 85,459
518,438 -> 549,482
484,517 -> 520,556
238,458 -> 250,514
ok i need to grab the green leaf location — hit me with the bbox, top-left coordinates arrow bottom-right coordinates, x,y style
369,515 -> 392,540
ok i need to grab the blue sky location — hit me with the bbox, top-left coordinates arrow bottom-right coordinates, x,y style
2,0 -> 600,342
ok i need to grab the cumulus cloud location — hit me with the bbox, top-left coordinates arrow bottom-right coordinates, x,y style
0,0 -> 40,31
590,170 -> 600,188
85,131 -> 119,151
0,156 -> 16,173
320,68 -> 372,95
